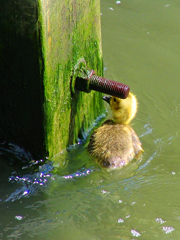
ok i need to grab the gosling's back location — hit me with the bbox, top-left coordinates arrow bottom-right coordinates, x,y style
88,120 -> 143,168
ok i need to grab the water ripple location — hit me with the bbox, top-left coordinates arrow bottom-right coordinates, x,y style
5,163 -> 54,202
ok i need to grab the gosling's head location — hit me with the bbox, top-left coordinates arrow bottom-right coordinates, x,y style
103,92 -> 138,125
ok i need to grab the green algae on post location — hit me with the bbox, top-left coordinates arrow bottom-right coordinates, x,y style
38,0 -> 104,159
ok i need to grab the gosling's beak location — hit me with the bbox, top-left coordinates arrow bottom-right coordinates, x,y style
102,96 -> 111,104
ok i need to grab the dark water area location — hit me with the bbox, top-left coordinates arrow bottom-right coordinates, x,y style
1,0 -> 180,239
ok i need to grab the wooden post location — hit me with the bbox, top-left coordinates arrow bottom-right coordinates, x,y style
0,0 -> 104,160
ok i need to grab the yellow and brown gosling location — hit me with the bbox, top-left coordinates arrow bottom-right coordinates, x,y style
88,92 -> 143,169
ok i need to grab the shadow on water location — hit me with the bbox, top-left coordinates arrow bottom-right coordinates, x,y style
0,110 -> 104,205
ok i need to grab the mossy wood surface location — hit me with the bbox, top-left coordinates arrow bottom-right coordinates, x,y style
0,0 -> 104,160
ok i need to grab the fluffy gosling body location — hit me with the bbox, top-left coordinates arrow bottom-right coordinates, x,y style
88,92 -> 143,169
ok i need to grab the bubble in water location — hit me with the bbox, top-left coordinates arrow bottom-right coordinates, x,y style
15,216 -> 23,221
118,218 -> 124,223
162,226 -> 174,234
155,217 -> 166,224
101,190 -> 110,194
131,229 -> 141,237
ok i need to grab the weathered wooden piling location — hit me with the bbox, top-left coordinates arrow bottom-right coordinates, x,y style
0,0 -> 104,159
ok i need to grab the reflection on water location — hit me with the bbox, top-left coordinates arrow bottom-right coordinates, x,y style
1,0 -> 180,239
5,162 -> 53,202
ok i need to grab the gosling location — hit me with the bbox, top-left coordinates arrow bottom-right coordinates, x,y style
88,92 -> 143,169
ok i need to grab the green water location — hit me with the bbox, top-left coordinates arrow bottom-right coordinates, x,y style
1,0 -> 180,239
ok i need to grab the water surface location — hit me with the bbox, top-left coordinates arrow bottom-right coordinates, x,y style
1,0 -> 180,239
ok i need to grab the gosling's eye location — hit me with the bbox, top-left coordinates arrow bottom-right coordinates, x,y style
113,98 -> 117,102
